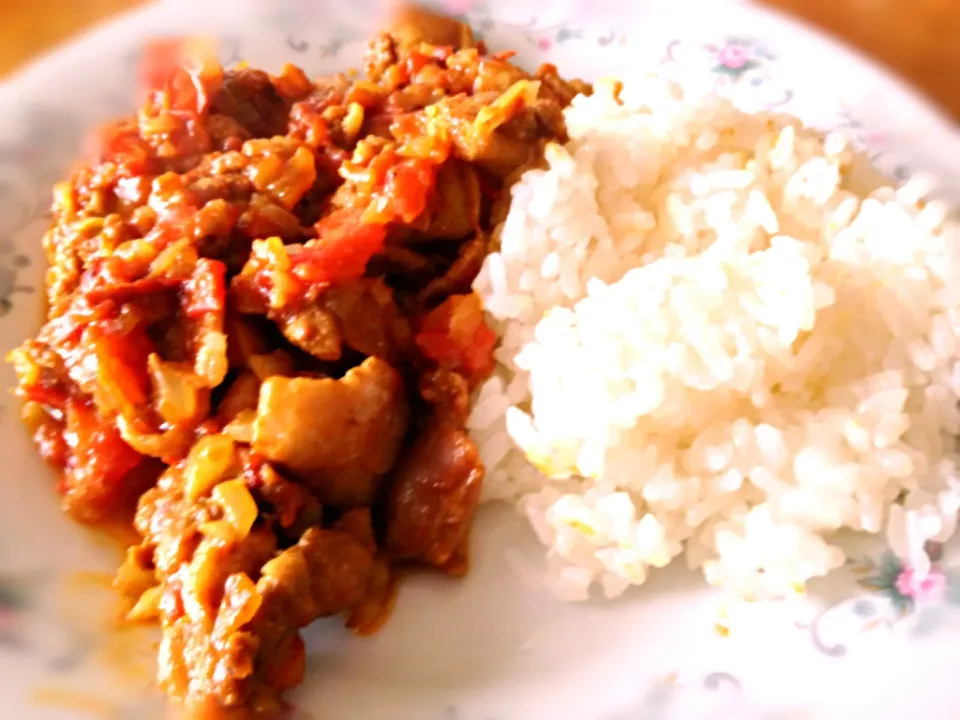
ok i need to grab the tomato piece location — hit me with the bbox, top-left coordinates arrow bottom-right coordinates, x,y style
84,277 -> 180,306
140,37 -> 222,114
384,159 -> 435,223
291,209 -> 387,286
183,258 -> 227,318
66,400 -> 142,482
23,375 -> 69,411
62,398 -> 144,521
98,122 -> 154,177
89,321 -> 154,412
141,39 -> 186,97
415,293 -> 496,383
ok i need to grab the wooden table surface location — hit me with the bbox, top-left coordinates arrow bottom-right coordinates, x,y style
1,0 -> 958,121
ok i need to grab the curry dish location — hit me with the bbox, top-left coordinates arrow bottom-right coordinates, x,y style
8,6 -> 588,717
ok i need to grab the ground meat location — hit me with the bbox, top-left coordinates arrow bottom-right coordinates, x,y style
209,68 -> 291,140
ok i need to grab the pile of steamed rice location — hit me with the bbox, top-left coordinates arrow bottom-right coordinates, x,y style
469,75 -> 960,601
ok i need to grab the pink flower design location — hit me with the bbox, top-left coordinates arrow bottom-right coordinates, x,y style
716,44 -> 752,70
537,37 -> 552,51
864,130 -> 885,149
895,565 -> 948,604
442,0 -> 480,14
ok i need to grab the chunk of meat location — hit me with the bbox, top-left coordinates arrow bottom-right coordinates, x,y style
345,554 -> 398,636
133,452 -> 376,713
410,160 -> 481,240
255,463 -> 322,541
364,33 -> 398,82
209,68 -> 290,139
535,63 -> 593,106
279,304 -> 343,361
419,368 -> 471,426
215,370 -> 261,423
386,419 -> 484,573
388,5 -> 475,51
278,277 -> 412,363
418,232 -> 486,306
252,357 -> 409,506
130,456 -> 281,708
60,397 -> 155,523
430,88 -> 554,178
321,278 -> 412,363
249,510 -> 377,698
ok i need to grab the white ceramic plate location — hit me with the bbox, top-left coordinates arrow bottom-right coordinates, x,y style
2,1 -> 960,718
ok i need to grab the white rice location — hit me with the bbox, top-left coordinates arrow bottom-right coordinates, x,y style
470,76 -> 960,602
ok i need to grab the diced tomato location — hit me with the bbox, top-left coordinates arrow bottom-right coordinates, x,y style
431,45 -> 455,62
183,258 -> 227,318
140,37 -> 222,114
98,122 -> 154,177
145,203 -> 199,254
291,209 -> 387,286
24,382 -> 69,411
84,276 -> 181,306
403,49 -> 436,78
89,321 -> 154,412
66,400 -> 142,480
61,398 -> 144,520
384,159 -> 435,223
415,293 -> 496,383
35,420 -> 69,469
141,39 -> 186,97
82,256 -> 137,291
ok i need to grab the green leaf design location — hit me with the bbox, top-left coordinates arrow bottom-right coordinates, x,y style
891,594 -> 915,618
857,577 -> 887,592
711,59 -> 759,78
0,578 -> 31,613
877,553 -> 906,585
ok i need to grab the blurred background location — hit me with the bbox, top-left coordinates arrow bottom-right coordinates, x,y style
1,0 -> 958,121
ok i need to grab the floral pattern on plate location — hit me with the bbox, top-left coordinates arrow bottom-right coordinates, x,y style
660,35 -> 794,110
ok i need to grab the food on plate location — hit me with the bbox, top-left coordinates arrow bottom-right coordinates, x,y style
11,0 -> 960,713
8,6 -> 588,715
471,77 -> 960,602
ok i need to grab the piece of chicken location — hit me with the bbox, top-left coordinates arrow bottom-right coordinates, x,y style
253,357 -> 409,507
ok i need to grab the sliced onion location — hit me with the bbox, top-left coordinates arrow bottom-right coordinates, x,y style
212,478 -> 258,542
213,573 -> 262,639
149,353 -> 202,425
184,434 -> 237,501
223,410 -> 257,444
126,586 -> 164,623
